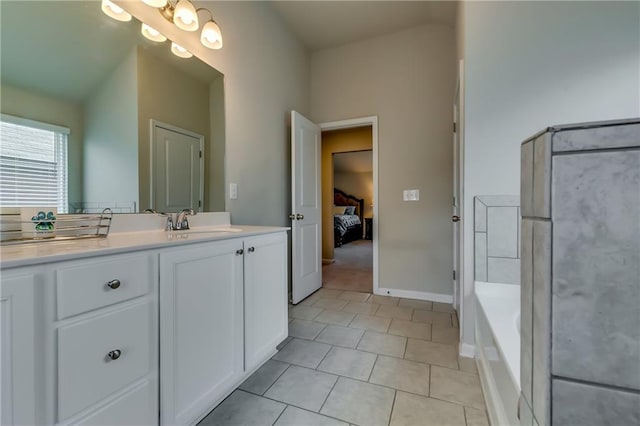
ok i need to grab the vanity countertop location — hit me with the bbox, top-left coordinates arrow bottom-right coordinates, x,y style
0,225 -> 289,269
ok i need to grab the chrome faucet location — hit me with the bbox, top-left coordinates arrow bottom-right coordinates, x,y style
174,208 -> 196,230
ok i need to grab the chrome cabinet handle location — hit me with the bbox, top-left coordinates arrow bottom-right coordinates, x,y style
107,349 -> 122,361
247,247 -> 255,253
452,215 -> 460,223
236,249 -> 244,255
289,214 -> 296,220
106,279 -> 121,290
296,214 -> 304,220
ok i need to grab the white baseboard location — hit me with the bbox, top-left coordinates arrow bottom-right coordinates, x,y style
459,343 -> 476,358
375,288 -> 453,303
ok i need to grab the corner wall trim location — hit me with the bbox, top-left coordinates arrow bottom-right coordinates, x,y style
376,288 -> 453,304
459,343 -> 476,358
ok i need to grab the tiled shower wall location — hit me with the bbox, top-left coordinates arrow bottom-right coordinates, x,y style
474,195 -> 520,284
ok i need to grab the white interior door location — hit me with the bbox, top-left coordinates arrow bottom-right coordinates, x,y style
291,111 -> 322,304
151,122 -> 203,213
452,87 -> 461,311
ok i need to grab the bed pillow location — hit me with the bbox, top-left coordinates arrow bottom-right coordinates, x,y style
344,206 -> 356,215
333,206 -> 347,215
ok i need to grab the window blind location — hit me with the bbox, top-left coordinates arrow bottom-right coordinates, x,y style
0,115 -> 69,213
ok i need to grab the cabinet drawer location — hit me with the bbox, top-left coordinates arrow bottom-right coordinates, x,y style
58,302 -> 153,421
56,254 -> 153,320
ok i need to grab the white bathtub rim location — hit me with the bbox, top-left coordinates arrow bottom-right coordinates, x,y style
474,281 -> 521,391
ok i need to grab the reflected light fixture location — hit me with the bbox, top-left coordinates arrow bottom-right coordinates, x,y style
101,0 -> 131,22
141,23 -> 167,43
171,42 -> 193,58
152,0 -> 223,50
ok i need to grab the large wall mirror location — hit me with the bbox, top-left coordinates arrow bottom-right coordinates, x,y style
0,0 -> 225,213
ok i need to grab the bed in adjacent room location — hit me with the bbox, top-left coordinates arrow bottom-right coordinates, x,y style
333,188 -> 364,247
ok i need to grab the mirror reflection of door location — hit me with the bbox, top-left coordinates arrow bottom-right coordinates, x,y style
151,121 -> 204,213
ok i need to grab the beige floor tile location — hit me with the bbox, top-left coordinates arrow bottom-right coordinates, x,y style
313,309 -> 356,326
404,339 -> 459,369
348,314 -> 391,333
465,407 -> 489,426
357,331 -> 407,358
265,365 -> 338,412
314,325 -> 364,349
238,360 -> 290,395
375,304 -> 414,320
317,288 -> 344,299
458,356 -> 478,375
452,313 -> 460,328
342,301 -> 380,315
288,319 -> 326,340
390,391 -> 466,426
299,292 -> 323,306
369,355 -> 430,396
272,338 -> 332,369
388,319 -> 431,340
338,291 -> 371,302
431,325 -> 460,345
275,406 -> 348,426
412,309 -> 453,327
289,305 -> 322,320
433,301 -> 456,313
200,390 -> 285,426
430,366 -> 485,410
277,336 -> 293,351
318,346 -> 377,380
313,298 -> 349,310
398,298 -> 433,311
321,377 -> 395,426
368,295 -> 400,306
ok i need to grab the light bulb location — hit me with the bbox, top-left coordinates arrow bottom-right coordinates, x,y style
142,0 -> 167,7
200,20 -> 223,49
141,23 -> 167,42
171,42 -> 193,58
173,0 -> 199,32
101,0 -> 132,22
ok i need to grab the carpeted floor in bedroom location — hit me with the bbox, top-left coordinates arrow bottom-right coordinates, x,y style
322,239 -> 373,293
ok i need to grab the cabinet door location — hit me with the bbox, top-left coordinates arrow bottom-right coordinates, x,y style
1,272 -> 36,425
244,232 -> 288,372
160,240 -> 244,426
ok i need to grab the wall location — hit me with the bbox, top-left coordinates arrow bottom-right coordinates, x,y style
459,1 -> 640,349
84,49 -> 138,206
321,127 -> 372,260
120,0 -> 309,226
0,84 -> 84,208
334,171 -> 373,218
311,25 -> 456,297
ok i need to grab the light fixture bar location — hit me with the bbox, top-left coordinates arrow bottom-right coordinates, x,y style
171,42 -> 193,58
101,0 -> 132,22
141,23 -> 167,43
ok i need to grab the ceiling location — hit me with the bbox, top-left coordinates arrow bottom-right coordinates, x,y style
269,1 -> 458,50
334,150 -> 373,173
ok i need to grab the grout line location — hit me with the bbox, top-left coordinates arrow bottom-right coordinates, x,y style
261,363 -> 292,396
387,390 -> 397,426
366,354 -> 379,382
314,344 -> 335,371
270,404 -> 288,426
318,374 -> 340,414
428,361 -> 432,397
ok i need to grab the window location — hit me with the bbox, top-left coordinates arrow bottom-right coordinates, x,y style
0,114 -> 69,213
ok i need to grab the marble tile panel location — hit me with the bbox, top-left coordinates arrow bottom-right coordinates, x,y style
314,325 -> 364,349
552,378 -> 640,426
533,133 -> 551,218
348,314 -> 391,333
238,360 -> 289,395
451,313 -> 459,328
369,355 -> 430,396
375,304 -> 413,320
487,257 -> 520,284
520,218 -> 534,404
341,301 -> 380,315
387,319 -> 431,340
314,310 -> 357,327
274,406 -> 348,426
272,338 -> 331,369
404,339 -> 458,369
429,366 -> 485,410
199,390 -> 285,426
357,331 -> 407,358
487,206 -> 519,258
552,122 -> 640,152
320,377 -> 395,426
474,232 -> 488,281
398,298 -> 433,310
288,319 -> 326,340
313,298 -> 349,311
317,346 -> 377,381
465,407 -> 489,426
432,302 -> 455,313
277,336 -> 293,351
368,295 -> 400,306
412,310 -> 452,327
474,198 -> 487,232
521,140 -> 534,217
458,356 -> 478,374
338,291 -> 371,302
265,366 -> 338,412
299,291 -> 323,306
552,151 -> 640,391
431,325 -> 459,345
390,392 -> 465,426
317,288 -> 345,299
289,305 -> 322,320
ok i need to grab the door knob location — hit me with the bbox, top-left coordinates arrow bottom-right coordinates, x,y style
296,214 -> 304,220
452,215 -> 460,222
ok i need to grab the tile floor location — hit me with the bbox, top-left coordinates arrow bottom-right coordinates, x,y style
200,289 -> 489,426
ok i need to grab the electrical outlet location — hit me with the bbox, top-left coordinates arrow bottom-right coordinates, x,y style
403,189 -> 419,201
229,183 -> 238,200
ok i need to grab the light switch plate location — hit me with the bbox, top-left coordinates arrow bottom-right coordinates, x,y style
229,183 -> 238,200
403,189 -> 419,201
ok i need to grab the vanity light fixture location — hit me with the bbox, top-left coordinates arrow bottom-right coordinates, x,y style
171,42 -> 193,58
141,23 -> 167,42
101,0 -> 131,22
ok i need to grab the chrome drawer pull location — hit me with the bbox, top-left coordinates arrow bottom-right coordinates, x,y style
106,279 -> 121,290
106,349 -> 122,361
236,249 -> 244,255
247,247 -> 255,253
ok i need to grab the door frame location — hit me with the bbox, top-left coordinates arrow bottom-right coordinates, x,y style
319,116 -> 379,295
149,119 -> 205,212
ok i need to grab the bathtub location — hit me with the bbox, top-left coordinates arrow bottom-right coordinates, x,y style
475,281 -> 521,426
